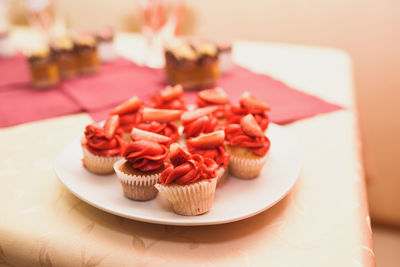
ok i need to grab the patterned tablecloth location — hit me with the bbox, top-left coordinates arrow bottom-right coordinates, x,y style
0,30 -> 374,267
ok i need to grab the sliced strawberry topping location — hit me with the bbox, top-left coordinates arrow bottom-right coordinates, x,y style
104,115 -> 120,139
130,128 -> 171,144
181,106 -> 218,123
142,107 -> 183,122
198,87 -> 229,104
240,92 -> 270,112
186,130 -> 225,149
110,96 -> 141,115
240,114 -> 264,137
160,84 -> 183,102
169,143 -> 191,167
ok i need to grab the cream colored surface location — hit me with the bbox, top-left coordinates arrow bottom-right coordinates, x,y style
0,30 -> 373,266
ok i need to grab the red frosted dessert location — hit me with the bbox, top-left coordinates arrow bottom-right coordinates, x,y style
151,84 -> 187,110
110,96 -> 142,134
227,91 -> 270,131
196,87 -> 230,119
181,106 -> 219,138
136,107 -> 183,145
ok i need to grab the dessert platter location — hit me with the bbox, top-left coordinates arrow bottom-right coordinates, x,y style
54,86 -> 301,225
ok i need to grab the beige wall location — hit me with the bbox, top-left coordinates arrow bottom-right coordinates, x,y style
11,0 -> 400,224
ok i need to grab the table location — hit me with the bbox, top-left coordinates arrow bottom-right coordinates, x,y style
0,29 -> 374,266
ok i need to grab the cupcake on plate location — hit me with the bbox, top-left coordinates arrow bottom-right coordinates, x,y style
151,84 -> 187,110
81,115 -> 125,174
155,144 -> 218,216
186,130 -> 230,186
196,87 -> 230,121
181,106 -> 220,138
227,91 -> 270,131
114,128 -> 170,201
225,114 -> 271,179
110,96 -> 142,141
136,107 -> 183,145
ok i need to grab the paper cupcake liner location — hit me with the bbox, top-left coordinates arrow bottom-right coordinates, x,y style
228,153 -> 269,179
155,178 -> 217,216
114,159 -> 160,201
216,167 -> 228,187
82,146 -> 122,174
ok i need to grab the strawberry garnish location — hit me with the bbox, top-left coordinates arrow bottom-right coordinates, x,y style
181,106 -> 218,123
130,128 -> 171,144
142,107 -> 183,122
198,87 -> 229,104
240,92 -> 270,111
160,84 -> 183,102
186,130 -> 225,149
169,143 -> 191,167
110,96 -> 141,115
240,114 -> 264,137
104,115 -> 120,139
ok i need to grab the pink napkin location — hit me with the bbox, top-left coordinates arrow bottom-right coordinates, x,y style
0,54 -> 30,87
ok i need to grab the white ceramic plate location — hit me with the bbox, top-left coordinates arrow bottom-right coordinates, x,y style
54,123 -> 301,226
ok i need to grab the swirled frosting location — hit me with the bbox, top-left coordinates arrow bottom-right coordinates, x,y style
152,95 -> 187,110
227,106 -> 269,131
188,145 -> 230,168
183,114 -> 219,138
136,121 -> 179,144
123,140 -> 168,172
225,124 -> 270,156
83,124 -> 125,157
197,99 -> 230,119
159,154 -> 218,185
119,111 -> 142,133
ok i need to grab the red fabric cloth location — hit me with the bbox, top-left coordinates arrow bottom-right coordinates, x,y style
0,55 -> 341,127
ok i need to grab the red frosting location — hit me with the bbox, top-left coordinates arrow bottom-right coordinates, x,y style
159,154 -> 218,185
225,124 -> 270,156
83,124 -> 125,157
197,99 -> 230,119
123,140 -> 168,172
183,114 -> 219,138
188,144 -> 230,168
227,106 -> 269,131
152,95 -> 187,110
136,121 -> 179,144
119,111 -> 142,133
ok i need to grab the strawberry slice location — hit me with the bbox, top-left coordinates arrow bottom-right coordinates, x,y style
240,92 -> 270,111
169,143 -> 191,167
240,114 -> 264,137
130,128 -> 171,144
104,115 -> 120,139
186,130 -> 225,149
198,87 -> 229,104
110,96 -> 141,115
181,106 -> 218,123
160,84 -> 183,102
142,107 -> 183,122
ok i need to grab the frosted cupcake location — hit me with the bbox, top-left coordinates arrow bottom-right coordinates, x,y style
186,130 -> 230,186
155,144 -> 218,216
81,115 -> 125,174
110,96 -> 142,142
225,114 -> 271,179
181,106 -> 219,138
151,84 -> 187,110
114,130 -> 169,200
196,87 -> 231,121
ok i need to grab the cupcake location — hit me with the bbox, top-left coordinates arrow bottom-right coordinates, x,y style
225,114 -> 271,179
155,144 -> 218,215
227,91 -> 270,131
81,115 -> 125,174
196,87 -> 231,121
151,84 -> 187,110
181,106 -> 219,138
114,130 -> 169,201
136,107 -> 183,145
110,96 -> 142,141
186,130 -> 230,186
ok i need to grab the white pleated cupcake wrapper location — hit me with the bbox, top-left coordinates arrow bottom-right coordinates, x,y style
82,146 -> 122,174
216,167 -> 228,186
228,153 -> 269,179
155,178 -> 217,216
113,159 -> 161,187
